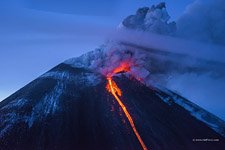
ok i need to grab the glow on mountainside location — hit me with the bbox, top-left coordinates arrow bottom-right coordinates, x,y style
106,61 -> 148,150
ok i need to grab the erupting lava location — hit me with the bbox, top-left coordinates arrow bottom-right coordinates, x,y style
106,60 -> 132,77
106,61 -> 148,150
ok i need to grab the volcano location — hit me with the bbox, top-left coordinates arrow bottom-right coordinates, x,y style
0,61 -> 225,150
1,2 -> 225,150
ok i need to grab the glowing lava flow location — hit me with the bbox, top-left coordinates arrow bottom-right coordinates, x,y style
106,77 -> 148,150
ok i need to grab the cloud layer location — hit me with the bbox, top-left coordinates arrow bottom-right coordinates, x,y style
177,0 -> 225,46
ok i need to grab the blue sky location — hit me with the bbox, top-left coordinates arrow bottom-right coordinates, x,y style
1,0 -> 225,121
0,0 -> 194,101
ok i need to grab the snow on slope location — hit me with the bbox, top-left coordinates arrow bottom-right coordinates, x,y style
1,2 -> 224,139
155,87 -> 225,137
0,67 -> 101,137
63,43 -> 225,137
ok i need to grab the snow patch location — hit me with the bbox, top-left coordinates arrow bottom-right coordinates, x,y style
1,98 -> 28,110
64,47 -> 104,69
41,71 -> 71,81
0,81 -> 65,133
156,88 -> 225,137
155,93 -> 172,105
0,113 -> 17,137
0,98 -> 30,137
27,81 -> 64,127
41,70 -> 100,86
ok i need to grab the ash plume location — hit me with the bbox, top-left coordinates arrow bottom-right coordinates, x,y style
177,0 -> 225,46
65,1 -> 225,119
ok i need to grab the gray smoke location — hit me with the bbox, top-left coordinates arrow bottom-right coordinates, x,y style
67,1 -> 225,120
177,0 -> 225,46
101,1 -> 225,120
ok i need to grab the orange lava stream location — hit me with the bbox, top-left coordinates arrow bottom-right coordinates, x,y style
107,77 -> 148,150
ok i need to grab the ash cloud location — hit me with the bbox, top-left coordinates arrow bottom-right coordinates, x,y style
88,42 -> 150,82
177,0 -> 225,46
67,1 -> 225,120
120,2 -> 176,35
101,1 -> 225,120
173,0 -> 225,119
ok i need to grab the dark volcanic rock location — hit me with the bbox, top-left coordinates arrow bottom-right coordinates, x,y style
0,63 -> 225,150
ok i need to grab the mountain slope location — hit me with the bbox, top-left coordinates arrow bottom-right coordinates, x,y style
1,2 -> 225,150
0,63 -> 225,150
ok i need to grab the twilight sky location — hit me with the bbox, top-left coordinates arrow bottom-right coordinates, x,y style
0,0 -> 194,101
1,0 -> 225,120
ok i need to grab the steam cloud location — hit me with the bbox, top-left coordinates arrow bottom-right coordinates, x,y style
89,1 -> 225,120
177,0 -> 225,46
89,42 -> 151,83
67,1 -> 225,120
172,0 -> 225,120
